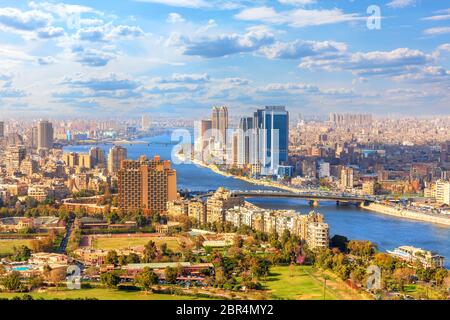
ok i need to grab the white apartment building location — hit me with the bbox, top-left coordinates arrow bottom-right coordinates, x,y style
435,180 -> 450,205
307,222 -> 330,249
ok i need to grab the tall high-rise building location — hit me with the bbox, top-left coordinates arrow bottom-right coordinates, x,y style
211,106 -> 228,149
118,155 -> 177,214
194,119 -> 212,160
108,145 -> 127,174
38,120 -> 54,150
254,106 -> 289,175
31,126 -> 38,149
141,115 -> 151,131
0,121 -> 4,138
237,117 -> 254,166
340,167 -> 354,189
89,147 -> 106,168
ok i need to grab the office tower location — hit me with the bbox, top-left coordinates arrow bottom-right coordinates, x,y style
118,155 -> 177,214
38,120 -> 54,150
31,126 -> 38,149
194,119 -> 212,161
231,132 -> 238,166
0,121 -> 4,138
108,145 -> 127,174
340,167 -> 354,189
89,147 -> 106,168
141,115 -> 151,131
211,106 -> 228,149
237,117 -> 254,166
254,106 -> 289,175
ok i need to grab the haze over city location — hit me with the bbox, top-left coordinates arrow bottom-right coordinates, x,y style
0,0 -> 449,118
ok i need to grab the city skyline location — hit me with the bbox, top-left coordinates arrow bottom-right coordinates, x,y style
0,0 -> 449,119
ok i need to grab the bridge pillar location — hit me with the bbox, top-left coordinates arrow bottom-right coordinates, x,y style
336,201 -> 340,206
309,200 -> 319,207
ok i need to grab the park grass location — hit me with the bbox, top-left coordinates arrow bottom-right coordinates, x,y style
264,265 -> 370,300
0,239 -> 32,255
0,287 -> 212,300
92,236 -> 181,252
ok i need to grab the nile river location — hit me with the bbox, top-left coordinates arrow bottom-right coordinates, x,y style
65,133 -> 450,267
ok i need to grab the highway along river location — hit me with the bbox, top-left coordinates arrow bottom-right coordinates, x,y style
65,133 -> 450,267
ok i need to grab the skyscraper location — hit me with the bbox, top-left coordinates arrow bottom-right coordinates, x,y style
237,117 -> 254,166
108,145 -> 127,174
89,147 -> 106,168
194,119 -> 212,161
31,126 -> 38,149
0,121 -> 4,138
38,120 -> 54,150
118,155 -> 177,214
141,115 -> 151,131
254,106 -> 289,175
211,106 -> 228,149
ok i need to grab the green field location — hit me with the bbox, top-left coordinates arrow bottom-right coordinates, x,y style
265,266 -> 370,300
0,239 -> 32,255
0,288 -> 211,300
92,236 -> 181,252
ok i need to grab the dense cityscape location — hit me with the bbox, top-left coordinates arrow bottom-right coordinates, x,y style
0,109 -> 449,301
0,0 -> 449,309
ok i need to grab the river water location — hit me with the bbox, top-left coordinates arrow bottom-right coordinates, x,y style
65,134 -> 450,267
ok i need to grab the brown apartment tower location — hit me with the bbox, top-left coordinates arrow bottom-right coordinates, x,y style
118,155 -> 177,214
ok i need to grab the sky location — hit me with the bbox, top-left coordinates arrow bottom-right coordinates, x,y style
0,0 -> 449,119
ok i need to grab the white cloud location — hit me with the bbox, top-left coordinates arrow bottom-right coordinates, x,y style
135,0 -> 208,8
261,40 -> 347,59
235,6 -> 362,28
299,47 -> 434,77
0,7 -> 52,31
278,0 -> 316,6
423,27 -> 450,36
387,0 -> 415,9
168,26 -> 275,58
167,13 -> 185,23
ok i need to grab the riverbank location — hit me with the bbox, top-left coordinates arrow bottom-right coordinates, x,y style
361,203 -> 450,227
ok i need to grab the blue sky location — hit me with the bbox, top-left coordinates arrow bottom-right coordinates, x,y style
0,0 -> 449,119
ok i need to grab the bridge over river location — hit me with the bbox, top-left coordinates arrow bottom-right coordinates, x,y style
185,189 -> 378,207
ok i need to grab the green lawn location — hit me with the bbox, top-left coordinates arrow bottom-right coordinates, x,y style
0,239 -> 32,255
265,265 -> 338,300
0,288 -> 211,300
92,236 -> 181,252
264,265 -> 370,300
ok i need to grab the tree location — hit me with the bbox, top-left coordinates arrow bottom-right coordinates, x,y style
11,245 -> 32,262
165,266 -> 178,284
135,267 -> 159,291
106,250 -> 119,265
143,241 -> 158,262
100,272 -> 120,288
1,272 -> 23,292
434,268 -> 448,287
126,253 -> 141,264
